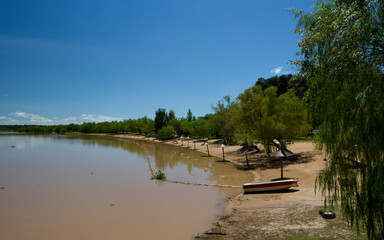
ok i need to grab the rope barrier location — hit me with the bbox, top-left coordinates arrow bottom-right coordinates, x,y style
145,152 -> 155,177
134,140 -> 242,189
164,179 -> 242,188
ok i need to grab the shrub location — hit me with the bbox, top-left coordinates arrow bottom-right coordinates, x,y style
157,126 -> 175,140
151,170 -> 166,180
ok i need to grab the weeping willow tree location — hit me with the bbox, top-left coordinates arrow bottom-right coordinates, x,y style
292,0 -> 384,238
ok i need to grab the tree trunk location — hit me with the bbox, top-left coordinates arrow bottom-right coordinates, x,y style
280,158 -> 284,179
277,139 -> 287,179
276,139 -> 288,152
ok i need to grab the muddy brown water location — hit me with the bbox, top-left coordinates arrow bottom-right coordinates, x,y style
0,134 -> 253,240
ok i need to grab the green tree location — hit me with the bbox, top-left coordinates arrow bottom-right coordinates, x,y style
255,74 -> 293,96
141,119 -> 155,134
234,85 -> 310,153
109,121 -> 120,133
288,75 -> 309,99
187,109 -> 193,122
167,110 -> 175,122
210,95 -> 236,140
157,125 -> 175,140
191,119 -> 212,139
293,0 -> 384,238
180,118 -> 193,136
168,118 -> 182,135
154,108 -> 167,132
80,122 -> 96,133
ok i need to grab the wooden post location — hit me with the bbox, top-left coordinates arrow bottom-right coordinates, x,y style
281,149 -> 287,179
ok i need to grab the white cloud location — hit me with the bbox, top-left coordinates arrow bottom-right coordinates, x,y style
0,116 -> 18,124
0,112 -> 123,125
270,66 -> 283,75
12,112 -> 27,118
11,112 -> 53,124
80,114 -> 123,122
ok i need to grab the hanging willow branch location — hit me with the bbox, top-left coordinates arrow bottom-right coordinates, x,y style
293,0 -> 384,239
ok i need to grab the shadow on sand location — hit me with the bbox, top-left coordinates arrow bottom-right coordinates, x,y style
243,188 -> 300,195
236,151 -> 318,170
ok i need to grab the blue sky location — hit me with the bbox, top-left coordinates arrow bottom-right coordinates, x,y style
0,0 -> 313,125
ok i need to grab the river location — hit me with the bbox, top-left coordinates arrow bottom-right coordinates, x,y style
0,134 -> 252,239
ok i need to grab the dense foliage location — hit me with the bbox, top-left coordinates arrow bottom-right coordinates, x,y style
255,74 -> 310,99
210,95 -> 236,141
157,125 -> 175,140
154,108 -> 168,132
293,0 -> 384,238
255,74 -> 293,96
0,118 -> 154,135
233,85 -> 310,152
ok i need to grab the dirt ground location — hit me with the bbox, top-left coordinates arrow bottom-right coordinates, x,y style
111,135 -> 366,240
194,141 -> 366,240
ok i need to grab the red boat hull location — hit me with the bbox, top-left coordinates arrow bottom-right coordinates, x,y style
243,179 -> 298,193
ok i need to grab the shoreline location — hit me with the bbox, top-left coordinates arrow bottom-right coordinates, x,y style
109,134 -> 262,182
103,134 -> 363,239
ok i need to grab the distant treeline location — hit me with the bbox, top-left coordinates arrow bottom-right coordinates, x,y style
1,74 -> 312,143
0,117 -> 154,135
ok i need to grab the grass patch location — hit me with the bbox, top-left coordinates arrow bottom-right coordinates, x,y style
292,136 -> 315,142
214,222 -> 222,227
151,170 -> 166,180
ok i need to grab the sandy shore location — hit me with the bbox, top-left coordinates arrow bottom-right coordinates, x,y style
108,134 -> 364,239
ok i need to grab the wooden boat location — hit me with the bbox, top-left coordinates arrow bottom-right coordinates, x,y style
243,178 -> 299,193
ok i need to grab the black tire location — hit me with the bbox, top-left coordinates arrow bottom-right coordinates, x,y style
322,211 -> 336,219
318,209 -> 332,215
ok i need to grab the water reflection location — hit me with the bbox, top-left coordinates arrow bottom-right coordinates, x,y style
0,134 -> 253,240
2,134 -> 253,195
116,137 -> 253,196
76,136 -> 253,194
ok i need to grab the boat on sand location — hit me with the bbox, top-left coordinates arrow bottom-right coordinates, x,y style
243,178 -> 299,193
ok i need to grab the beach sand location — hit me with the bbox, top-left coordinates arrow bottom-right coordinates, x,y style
110,135 -> 364,239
